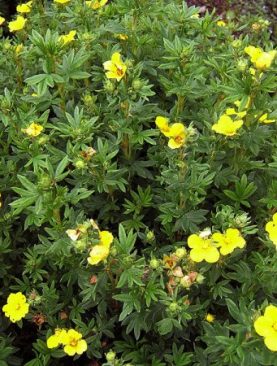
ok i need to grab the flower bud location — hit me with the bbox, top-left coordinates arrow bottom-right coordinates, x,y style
180,276 -> 191,288
132,79 -> 143,91
146,230 -> 155,242
38,174 -> 52,189
196,273 -> 205,284
150,258 -> 159,269
106,350 -> 116,362
110,247 -> 117,256
104,80 -> 115,93
237,59 -> 248,72
74,239 -> 87,251
37,136 -> 49,145
232,39 -> 242,48
74,159 -> 86,169
168,302 -> 179,312
175,248 -> 186,259
83,94 -> 93,105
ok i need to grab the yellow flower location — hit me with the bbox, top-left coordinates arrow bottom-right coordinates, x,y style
17,1 -> 32,13
2,292 -> 29,322
22,122 -> 43,137
116,33 -> 128,40
254,305 -> 277,352
190,13 -> 200,19
217,20 -> 226,27
66,230 -> 80,241
15,44 -> 24,55
85,0 -> 108,10
244,45 -> 263,62
234,97 -> 251,109
265,213 -> 277,247
88,245 -> 110,265
167,123 -> 187,149
259,113 -> 275,124
225,108 -> 246,118
245,45 -> 276,70
47,329 -> 68,349
212,228 -> 246,255
254,51 -> 276,70
103,52 -> 127,81
250,67 -> 256,76
8,16 -> 27,32
63,329 -> 87,356
205,313 -> 215,322
155,116 -> 171,137
0,16 -> 5,25
59,30 -> 77,45
187,234 -> 220,263
66,223 -> 89,241
87,230 -> 113,265
212,114 -> 243,136
54,0 -> 70,4
99,230 -> 114,246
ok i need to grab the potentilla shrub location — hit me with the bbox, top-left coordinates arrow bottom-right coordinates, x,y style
0,0 -> 276,365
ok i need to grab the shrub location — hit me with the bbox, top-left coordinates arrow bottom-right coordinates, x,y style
0,0 -> 276,365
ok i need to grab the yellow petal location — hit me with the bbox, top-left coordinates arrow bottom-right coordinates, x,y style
264,334 -> 277,352
88,245 -> 109,265
111,52 -> 121,64
47,335 -> 59,349
212,232 -> 224,245
264,305 -> 277,322
64,344 -> 76,356
226,108 -> 237,116
204,247 -> 220,263
76,339 -> 87,354
187,234 -> 202,249
99,230 -> 113,247
254,316 -> 274,337
190,248 -> 205,262
168,137 -> 183,149
168,123 -> 186,137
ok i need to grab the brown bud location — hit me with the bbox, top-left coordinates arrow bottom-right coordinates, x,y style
32,313 -> 46,326
59,311 -> 68,320
188,271 -> 198,282
172,266 -> 184,278
89,275 -> 98,284
29,290 -> 38,301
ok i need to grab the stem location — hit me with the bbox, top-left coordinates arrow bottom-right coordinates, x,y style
176,95 -> 185,119
53,208 -> 61,225
178,148 -> 187,209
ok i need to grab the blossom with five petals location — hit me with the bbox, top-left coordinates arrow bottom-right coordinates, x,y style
254,305 -> 277,352
212,228 -> 246,255
188,234 -> 220,263
103,52 -> 127,81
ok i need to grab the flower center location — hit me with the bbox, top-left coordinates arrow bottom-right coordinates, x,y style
273,322 -> 277,331
174,135 -> 183,144
202,240 -> 210,249
70,339 -> 78,347
16,304 -> 22,311
116,67 -> 124,76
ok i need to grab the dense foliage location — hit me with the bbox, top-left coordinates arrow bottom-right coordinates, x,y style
0,0 -> 276,365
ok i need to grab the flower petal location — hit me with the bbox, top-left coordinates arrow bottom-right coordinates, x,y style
204,247 -> 220,263
264,334 -> 277,352
190,248 -> 205,262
